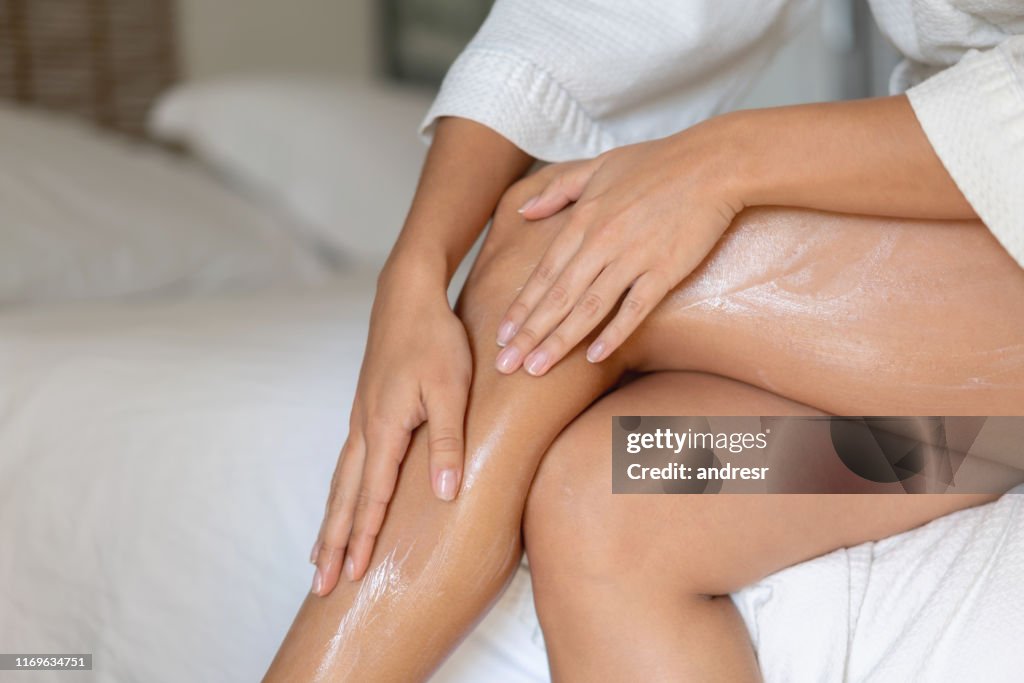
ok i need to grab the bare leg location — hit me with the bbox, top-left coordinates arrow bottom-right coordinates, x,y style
266,175 -> 1024,680
265,183 -> 627,682
524,372 -> 999,682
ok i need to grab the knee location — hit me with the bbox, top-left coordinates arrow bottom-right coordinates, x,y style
523,401 -> 724,604
457,166 -> 679,369
523,413 -> 638,596
458,170 -> 568,326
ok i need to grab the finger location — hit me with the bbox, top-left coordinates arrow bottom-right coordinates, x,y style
495,226 -> 583,354
517,161 -> 598,220
344,422 -> 412,582
425,382 -> 468,502
520,261 -> 635,376
312,432 -> 366,596
587,270 -> 674,363
508,255 -> 607,376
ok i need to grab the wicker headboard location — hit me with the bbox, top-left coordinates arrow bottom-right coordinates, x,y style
0,0 -> 177,136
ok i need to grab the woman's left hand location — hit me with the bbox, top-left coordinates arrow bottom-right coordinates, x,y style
494,120 -> 744,376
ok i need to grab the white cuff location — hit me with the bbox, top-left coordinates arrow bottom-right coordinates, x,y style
418,49 -> 616,162
907,39 -> 1024,269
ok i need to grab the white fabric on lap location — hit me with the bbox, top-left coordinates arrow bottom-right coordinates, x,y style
733,486 -> 1024,682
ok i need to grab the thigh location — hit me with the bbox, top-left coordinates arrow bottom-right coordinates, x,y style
525,371 -> 998,597
623,208 -> 1024,415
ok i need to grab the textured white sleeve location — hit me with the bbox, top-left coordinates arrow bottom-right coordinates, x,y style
419,0 -> 817,161
907,36 -> 1024,268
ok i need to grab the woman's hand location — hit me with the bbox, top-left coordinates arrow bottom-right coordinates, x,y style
493,120 -> 744,376
311,267 -> 471,595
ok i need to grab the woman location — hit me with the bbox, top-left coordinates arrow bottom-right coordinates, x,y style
265,1 -> 1024,680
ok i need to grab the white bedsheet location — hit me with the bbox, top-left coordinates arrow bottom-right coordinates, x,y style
0,276 -> 374,682
1,278 -> 1021,682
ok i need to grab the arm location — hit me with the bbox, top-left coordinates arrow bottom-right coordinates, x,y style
312,116 -> 532,594
383,116 -> 534,287
492,94 -> 978,377
731,95 -> 974,220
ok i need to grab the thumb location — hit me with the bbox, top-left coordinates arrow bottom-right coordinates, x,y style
518,160 -> 599,219
424,384 -> 468,502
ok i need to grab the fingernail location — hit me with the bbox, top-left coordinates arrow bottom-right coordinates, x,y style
517,196 -> 539,214
496,346 -> 521,373
309,542 -> 320,565
344,555 -> 356,581
435,468 -> 458,501
311,567 -> 323,595
497,320 -> 517,347
586,340 -> 606,363
525,350 -> 548,376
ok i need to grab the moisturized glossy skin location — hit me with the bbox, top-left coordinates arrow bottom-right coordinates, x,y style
626,208 -> 1024,411
264,173 -> 1024,682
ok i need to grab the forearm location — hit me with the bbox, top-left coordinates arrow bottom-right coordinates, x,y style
383,116 -> 534,289
718,95 -> 976,221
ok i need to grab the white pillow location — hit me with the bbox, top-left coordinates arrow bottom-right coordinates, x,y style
149,77 -> 433,264
0,102 -> 331,306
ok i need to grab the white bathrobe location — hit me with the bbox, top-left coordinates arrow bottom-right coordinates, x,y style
420,0 -> 1024,269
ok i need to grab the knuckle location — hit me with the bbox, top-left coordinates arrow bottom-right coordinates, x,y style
546,284 -> 570,307
325,529 -> 349,550
318,538 -> 339,552
326,483 -> 341,506
505,300 -> 530,322
355,488 -> 386,512
337,443 -> 356,467
546,330 -> 570,353
533,263 -> 557,286
578,291 -> 604,318
429,433 -> 463,455
352,526 -> 379,544
331,492 -> 352,516
549,174 -> 569,193
328,471 -> 348,500
592,223 -> 620,248
517,326 -> 541,344
621,296 -> 646,317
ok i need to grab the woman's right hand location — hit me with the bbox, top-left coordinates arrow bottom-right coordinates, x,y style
311,264 -> 472,595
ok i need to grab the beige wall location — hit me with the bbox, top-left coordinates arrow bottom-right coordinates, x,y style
176,0 -> 376,80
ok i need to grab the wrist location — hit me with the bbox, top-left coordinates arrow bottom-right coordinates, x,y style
378,243 -> 450,296
708,107 -> 807,210
671,111 -> 754,215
